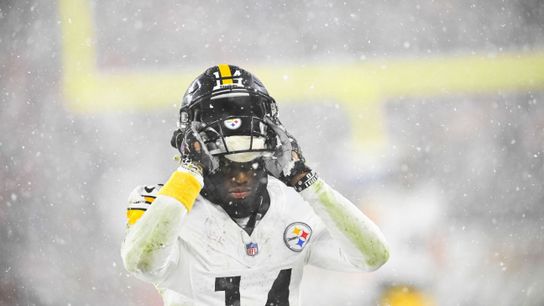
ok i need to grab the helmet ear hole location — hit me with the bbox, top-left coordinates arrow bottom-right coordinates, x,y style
270,101 -> 278,117
178,111 -> 190,131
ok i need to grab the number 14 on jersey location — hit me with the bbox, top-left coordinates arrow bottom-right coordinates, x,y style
215,269 -> 292,306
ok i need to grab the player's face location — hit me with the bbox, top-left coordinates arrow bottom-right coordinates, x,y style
204,157 -> 268,218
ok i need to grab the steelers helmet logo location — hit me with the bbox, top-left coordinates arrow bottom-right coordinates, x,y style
223,118 -> 242,130
283,222 -> 312,252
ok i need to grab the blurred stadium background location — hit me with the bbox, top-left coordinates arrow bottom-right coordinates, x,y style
1,0 -> 543,305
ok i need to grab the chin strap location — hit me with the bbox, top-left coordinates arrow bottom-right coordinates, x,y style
243,192 -> 269,236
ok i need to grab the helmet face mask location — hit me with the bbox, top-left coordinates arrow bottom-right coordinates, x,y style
175,64 -> 280,162
200,116 -> 272,160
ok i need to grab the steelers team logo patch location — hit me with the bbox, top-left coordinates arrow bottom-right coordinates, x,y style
224,118 -> 242,130
283,222 -> 312,252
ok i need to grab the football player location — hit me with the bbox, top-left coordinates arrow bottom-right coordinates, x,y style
121,64 -> 390,306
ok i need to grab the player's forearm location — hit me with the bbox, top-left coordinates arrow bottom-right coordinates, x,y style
121,196 -> 187,278
121,168 -> 203,280
300,179 -> 390,271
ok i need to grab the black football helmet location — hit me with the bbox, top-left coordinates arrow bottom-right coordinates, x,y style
171,64 -> 280,162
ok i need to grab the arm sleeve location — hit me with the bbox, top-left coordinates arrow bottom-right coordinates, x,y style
120,167 -> 203,284
301,179 -> 390,272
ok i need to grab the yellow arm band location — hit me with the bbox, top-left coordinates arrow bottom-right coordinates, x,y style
158,171 -> 203,211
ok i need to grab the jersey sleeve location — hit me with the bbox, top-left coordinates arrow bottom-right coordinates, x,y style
120,167 -> 204,285
301,179 -> 390,272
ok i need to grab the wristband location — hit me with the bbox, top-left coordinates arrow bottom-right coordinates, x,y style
293,171 -> 319,192
158,169 -> 203,211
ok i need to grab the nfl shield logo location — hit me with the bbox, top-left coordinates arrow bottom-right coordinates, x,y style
246,242 -> 259,256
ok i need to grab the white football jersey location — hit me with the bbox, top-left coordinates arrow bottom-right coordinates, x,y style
123,176 -> 389,306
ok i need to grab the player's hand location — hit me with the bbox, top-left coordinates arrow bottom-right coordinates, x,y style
264,117 -> 312,187
173,122 -> 219,174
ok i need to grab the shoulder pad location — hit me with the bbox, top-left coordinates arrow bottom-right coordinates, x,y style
128,184 -> 163,208
126,184 -> 163,225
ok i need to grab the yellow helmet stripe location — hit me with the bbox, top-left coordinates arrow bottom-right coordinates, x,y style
218,64 -> 233,85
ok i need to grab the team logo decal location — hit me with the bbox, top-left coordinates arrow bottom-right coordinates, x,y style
224,118 -> 242,130
283,222 -> 312,252
246,242 -> 259,256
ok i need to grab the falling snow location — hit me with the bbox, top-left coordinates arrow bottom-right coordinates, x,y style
1,0 -> 543,305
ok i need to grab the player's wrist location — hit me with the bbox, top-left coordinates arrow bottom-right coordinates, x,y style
291,170 -> 319,192
282,161 -> 312,185
177,157 -> 204,187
